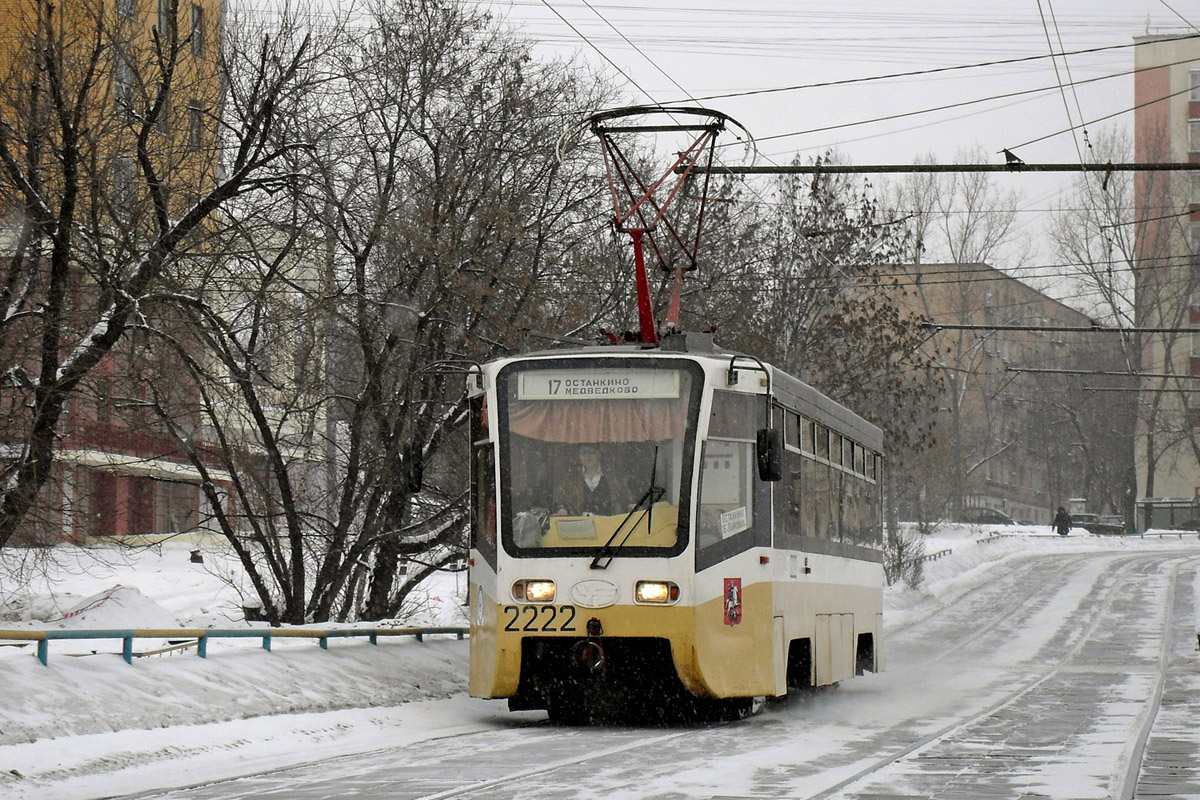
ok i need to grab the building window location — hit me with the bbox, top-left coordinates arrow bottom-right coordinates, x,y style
188,103 -> 203,149
1191,69 -> 1200,102
113,155 -> 134,216
156,82 -> 169,134
191,4 -> 204,55
157,0 -> 174,39
114,52 -> 135,114
116,0 -> 137,18
156,480 -> 198,533
1190,119 -> 1200,153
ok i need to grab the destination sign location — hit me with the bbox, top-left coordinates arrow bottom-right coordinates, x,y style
518,369 -> 680,400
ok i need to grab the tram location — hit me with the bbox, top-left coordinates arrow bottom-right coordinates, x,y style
466,334 -> 884,721
466,106 -> 884,721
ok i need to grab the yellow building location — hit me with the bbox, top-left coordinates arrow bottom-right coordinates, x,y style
0,0 -> 222,223
0,0 -> 224,541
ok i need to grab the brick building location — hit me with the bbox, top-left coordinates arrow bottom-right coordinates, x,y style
894,262 -> 1132,526
0,0 -> 226,542
1131,34 -> 1200,528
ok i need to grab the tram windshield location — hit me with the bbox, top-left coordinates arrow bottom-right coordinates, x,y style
498,360 -> 702,555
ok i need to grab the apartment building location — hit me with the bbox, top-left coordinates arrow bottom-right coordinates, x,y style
894,262 -> 1133,526
1131,34 -> 1200,528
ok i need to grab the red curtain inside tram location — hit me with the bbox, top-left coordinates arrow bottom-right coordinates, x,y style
507,398 -> 687,443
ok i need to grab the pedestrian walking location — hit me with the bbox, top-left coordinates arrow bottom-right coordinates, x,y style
1054,506 -> 1072,537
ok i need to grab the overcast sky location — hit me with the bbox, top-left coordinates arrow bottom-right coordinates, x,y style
483,0 -> 1196,166
473,0 -> 1198,302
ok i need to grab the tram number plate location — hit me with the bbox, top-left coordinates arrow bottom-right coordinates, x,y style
502,604 -> 578,633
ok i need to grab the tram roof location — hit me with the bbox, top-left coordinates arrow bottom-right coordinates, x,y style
491,334 -> 883,451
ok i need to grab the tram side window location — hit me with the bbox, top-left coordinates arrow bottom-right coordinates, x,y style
697,391 -> 769,565
785,448 -> 803,538
773,410 -> 803,540
785,410 -> 800,450
708,390 -> 761,437
830,468 -> 843,541
802,455 -> 830,539
869,453 -> 884,545
842,471 -> 862,543
865,471 -> 881,546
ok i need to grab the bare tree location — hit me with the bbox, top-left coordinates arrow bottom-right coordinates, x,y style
0,0 -> 322,550
883,149 -> 1072,525
693,156 -> 938,458
882,525 -> 925,588
139,0 -> 619,624
891,146 -> 1031,268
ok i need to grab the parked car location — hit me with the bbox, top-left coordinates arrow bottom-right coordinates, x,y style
1170,518 -> 1200,532
1072,513 -> 1123,536
957,508 -> 1016,525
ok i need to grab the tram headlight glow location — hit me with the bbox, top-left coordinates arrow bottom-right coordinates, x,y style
512,579 -> 556,603
635,580 -> 679,605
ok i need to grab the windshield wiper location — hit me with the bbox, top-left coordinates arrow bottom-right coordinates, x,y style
590,447 -> 663,570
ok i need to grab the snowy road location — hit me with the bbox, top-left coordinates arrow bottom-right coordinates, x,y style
121,545 -> 1200,800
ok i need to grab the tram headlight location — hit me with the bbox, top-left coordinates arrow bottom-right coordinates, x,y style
512,579 -> 556,603
635,580 -> 679,605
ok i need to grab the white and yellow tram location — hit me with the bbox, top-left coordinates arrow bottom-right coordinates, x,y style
467,332 -> 884,721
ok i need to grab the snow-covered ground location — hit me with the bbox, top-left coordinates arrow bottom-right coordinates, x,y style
0,524 -> 1195,799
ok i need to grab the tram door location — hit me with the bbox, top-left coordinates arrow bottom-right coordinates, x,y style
691,389 -> 775,696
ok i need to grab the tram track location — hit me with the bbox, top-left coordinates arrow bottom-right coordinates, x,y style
1117,559 -> 1185,800
404,728 -> 700,800
366,551 -> 1185,800
805,551 -> 1194,800
894,551 -> 1100,667
122,547 -> 1200,800
399,557 -> 1116,800
1130,559 -> 1200,799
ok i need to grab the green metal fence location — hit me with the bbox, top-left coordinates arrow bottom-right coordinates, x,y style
0,626 -> 468,666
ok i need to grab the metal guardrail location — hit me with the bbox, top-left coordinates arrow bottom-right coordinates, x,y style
0,626 -> 468,666
917,548 -> 952,563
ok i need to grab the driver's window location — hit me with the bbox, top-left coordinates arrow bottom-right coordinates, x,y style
469,397 -> 496,567
696,439 -> 754,550
696,390 -> 762,566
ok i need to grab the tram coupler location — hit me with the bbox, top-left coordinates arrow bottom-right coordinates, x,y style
572,618 -> 606,673
571,639 -> 606,673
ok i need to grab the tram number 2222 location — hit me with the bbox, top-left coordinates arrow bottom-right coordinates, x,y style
502,604 -> 579,633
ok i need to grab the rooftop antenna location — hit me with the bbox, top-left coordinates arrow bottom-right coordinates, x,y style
568,105 -> 753,345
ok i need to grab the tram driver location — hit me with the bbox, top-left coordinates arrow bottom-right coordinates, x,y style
553,444 -> 632,517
